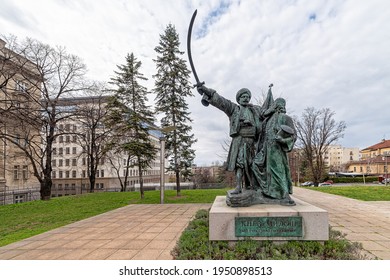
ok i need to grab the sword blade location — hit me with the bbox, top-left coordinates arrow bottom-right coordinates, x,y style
187,9 -> 201,86
187,9 -> 209,106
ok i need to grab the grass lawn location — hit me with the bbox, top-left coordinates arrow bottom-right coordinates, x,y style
2,186 -> 388,247
299,185 -> 390,201
0,189 -> 227,247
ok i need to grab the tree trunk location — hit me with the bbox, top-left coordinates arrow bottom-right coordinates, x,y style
176,168 -> 181,197
40,178 -> 52,200
139,162 -> 144,199
90,176 -> 95,193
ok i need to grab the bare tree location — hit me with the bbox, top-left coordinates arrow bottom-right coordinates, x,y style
0,35 -> 92,200
73,91 -> 112,193
295,107 -> 346,186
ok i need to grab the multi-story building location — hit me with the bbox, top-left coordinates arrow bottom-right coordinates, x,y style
0,38 -> 41,204
323,145 -> 360,172
50,96 -> 163,197
347,139 -> 390,177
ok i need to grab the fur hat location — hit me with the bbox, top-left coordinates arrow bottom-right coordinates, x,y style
236,88 -> 251,103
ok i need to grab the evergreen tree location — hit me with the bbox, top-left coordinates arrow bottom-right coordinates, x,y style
107,53 -> 157,198
153,24 -> 197,196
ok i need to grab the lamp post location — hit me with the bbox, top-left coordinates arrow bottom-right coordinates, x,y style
381,154 -> 389,186
159,136 -> 165,204
385,152 -> 389,187
151,125 -> 176,204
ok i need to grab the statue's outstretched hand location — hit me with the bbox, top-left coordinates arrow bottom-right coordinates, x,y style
197,85 -> 216,97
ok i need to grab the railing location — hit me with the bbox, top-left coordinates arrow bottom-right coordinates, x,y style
0,188 -> 40,205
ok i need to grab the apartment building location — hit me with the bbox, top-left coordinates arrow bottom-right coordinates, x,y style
50,96 -> 163,197
0,38 -> 41,204
347,139 -> 390,176
323,145 -> 360,172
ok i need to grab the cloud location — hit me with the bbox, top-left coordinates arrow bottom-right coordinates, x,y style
1,0 -> 390,165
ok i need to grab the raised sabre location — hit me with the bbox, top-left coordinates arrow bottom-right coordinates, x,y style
187,9 -> 209,106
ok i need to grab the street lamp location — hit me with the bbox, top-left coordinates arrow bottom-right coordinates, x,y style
381,153 -> 389,186
151,126 -> 176,204
159,136 -> 165,204
384,152 -> 389,187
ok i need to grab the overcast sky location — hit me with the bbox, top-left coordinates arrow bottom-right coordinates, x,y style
1,0 -> 389,166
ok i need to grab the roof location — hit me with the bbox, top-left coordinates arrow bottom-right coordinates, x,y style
361,139 -> 390,151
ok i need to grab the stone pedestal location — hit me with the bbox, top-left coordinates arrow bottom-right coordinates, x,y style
209,196 -> 328,241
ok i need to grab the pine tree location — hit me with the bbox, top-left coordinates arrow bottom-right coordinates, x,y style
153,24 -> 197,196
107,53 -> 157,198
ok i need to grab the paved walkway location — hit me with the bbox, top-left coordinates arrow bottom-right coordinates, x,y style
0,188 -> 389,260
293,187 -> 390,260
0,204 -> 210,260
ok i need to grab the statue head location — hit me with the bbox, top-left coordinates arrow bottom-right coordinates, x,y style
236,88 -> 251,106
274,98 -> 286,113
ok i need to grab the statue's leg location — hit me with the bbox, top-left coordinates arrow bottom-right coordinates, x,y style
230,168 -> 243,194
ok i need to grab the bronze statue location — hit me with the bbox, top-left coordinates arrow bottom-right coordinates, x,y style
198,86 -> 262,195
252,97 -> 297,206
187,10 -> 297,207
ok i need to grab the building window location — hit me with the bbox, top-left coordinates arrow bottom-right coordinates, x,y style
72,170 -> 76,178
13,165 -> 20,180
71,183 -> 76,190
52,171 -> 56,179
52,159 -> 56,167
15,80 -> 27,92
22,165 -> 28,180
59,171 -> 63,178
14,194 -> 25,203
59,148 -> 63,155
82,158 -> 86,165
66,171 -> 70,178
72,147 -> 77,154
14,134 -> 20,145
82,170 -> 86,178
65,159 -> 70,166
59,136 -> 63,143
59,159 -> 63,167
65,183 -> 69,190
72,135 -> 77,143
66,147 -> 70,155
66,136 -> 70,143
58,184 -> 63,190
72,159 -> 77,166
53,148 -> 57,155
100,170 -> 104,178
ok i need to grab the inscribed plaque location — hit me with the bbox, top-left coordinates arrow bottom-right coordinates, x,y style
235,216 -> 303,237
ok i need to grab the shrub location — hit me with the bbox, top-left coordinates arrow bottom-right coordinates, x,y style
172,209 -> 371,260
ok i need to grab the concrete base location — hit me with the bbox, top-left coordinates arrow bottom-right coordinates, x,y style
209,196 -> 329,241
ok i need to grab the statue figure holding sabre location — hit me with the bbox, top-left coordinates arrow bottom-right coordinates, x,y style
187,10 -> 297,207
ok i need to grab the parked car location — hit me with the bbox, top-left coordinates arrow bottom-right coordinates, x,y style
319,181 -> 332,186
301,181 -> 314,186
381,178 -> 390,184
